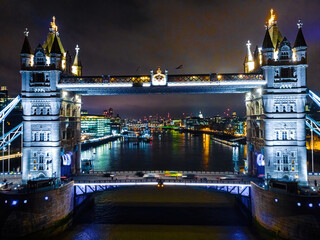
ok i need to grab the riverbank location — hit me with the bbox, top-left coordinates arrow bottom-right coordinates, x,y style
81,135 -> 121,150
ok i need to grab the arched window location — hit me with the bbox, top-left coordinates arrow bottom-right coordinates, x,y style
275,105 -> 279,112
40,133 -> 44,141
275,131 -> 279,140
282,131 -> 288,140
283,105 -> 286,112
290,105 -> 294,112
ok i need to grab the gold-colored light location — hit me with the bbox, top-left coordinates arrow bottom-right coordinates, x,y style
268,9 -> 276,27
51,16 -> 58,32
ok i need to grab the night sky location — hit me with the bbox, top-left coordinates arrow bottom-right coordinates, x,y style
1,0 -> 320,118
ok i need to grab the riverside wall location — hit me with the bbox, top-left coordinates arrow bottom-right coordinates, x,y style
250,182 -> 320,240
0,181 -> 74,239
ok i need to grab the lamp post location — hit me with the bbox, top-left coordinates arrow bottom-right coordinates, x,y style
311,129 -> 314,173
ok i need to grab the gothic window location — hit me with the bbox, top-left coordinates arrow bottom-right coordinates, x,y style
282,105 -> 286,112
290,131 -> 295,140
32,73 -> 45,82
33,108 -> 37,115
33,152 -> 37,157
40,108 -> 43,115
282,131 -> 288,140
276,151 -> 281,157
275,131 -> 279,140
47,133 -> 50,141
290,105 -> 294,112
283,155 -> 288,164
275,105 -> 279,112
46,108 -> 50,115
39,155 -> 44,164
40,133 -> 45,141
277,166 -> 280,171
33,133 -> 38,141
46,152 -> 50,157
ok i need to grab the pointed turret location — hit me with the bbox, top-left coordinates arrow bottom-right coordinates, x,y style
267,9 -> 283,49
50,34 -> 62,55
244,40 -> 255,73
294,20 -> 307,48
20,28 -> 33,67
293,19 -> 307,62
262,29 -> 274,49
72,45 -> 82,76
49,34 -> 62,69
262,28 -> 274,64
21,29 -> 32,54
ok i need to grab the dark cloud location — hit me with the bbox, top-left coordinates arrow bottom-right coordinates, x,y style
1,0 -> 320,118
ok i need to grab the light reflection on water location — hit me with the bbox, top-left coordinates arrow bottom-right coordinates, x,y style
60,133 -> 256,240
81,131 -> 246,172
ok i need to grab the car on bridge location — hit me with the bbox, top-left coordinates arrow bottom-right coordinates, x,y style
182,174 -> 198,180
164,171 -> 183,177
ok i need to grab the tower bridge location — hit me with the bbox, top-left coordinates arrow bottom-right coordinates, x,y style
0,10 -> 311,187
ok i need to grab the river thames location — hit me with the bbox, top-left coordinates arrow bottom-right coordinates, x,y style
55,130 -> 259,240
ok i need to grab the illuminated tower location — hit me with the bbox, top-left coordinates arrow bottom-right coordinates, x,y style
20,31 -> 63,183
262,11 -> 308,185
20,17 -> 82,183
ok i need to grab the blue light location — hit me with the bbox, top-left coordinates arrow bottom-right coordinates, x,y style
11,200 -> 18,206
275,199 -> 278,203
309,203 -> 313,208
297,202 -> 301,206
5,200 -> 7,204
44,196 -> 48,200
24,200 -> 27,204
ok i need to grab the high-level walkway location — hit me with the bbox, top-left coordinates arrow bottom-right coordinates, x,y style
58,73 -> 265,95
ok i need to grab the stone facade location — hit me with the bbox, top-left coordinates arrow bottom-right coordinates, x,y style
251,182 -> 320,240
0,182 -> 74,239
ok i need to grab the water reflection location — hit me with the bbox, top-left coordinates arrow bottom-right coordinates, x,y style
81,130 -> 246,172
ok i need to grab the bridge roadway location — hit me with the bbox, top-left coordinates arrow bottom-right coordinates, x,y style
57,73 -> 266,95
73,171 -> 255,197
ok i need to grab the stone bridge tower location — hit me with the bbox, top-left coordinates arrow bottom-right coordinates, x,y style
262,16 -> 308,186
20,18 -> 81,183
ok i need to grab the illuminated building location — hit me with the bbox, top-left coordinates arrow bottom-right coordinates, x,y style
81,115 -> 111,138
20,17 -> 82,183
246,10 -> 308,185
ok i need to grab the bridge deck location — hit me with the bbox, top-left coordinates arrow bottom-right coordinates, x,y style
58,73 -> 265,95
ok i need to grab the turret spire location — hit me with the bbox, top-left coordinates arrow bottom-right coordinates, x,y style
21,28 -> 32,54
72,44 -> 82,76
294,19 -> 307,48
50,16 -> 58,32
24,28 -> 29,37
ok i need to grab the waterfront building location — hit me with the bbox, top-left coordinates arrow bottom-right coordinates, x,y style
81,115 -> 112,138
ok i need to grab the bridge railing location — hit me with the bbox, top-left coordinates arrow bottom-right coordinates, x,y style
59,73 -> 264,85
83,170 -> 236,175
74,178 -> 251,185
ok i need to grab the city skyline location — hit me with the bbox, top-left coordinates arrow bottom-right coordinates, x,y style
1,1 -> 320,118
